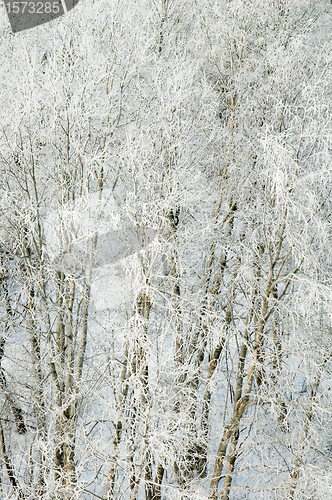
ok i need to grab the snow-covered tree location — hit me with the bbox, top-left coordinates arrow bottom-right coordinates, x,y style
0,0 -> 331,499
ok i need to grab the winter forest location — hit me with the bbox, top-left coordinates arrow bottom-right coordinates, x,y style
0,0 -> 331,498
